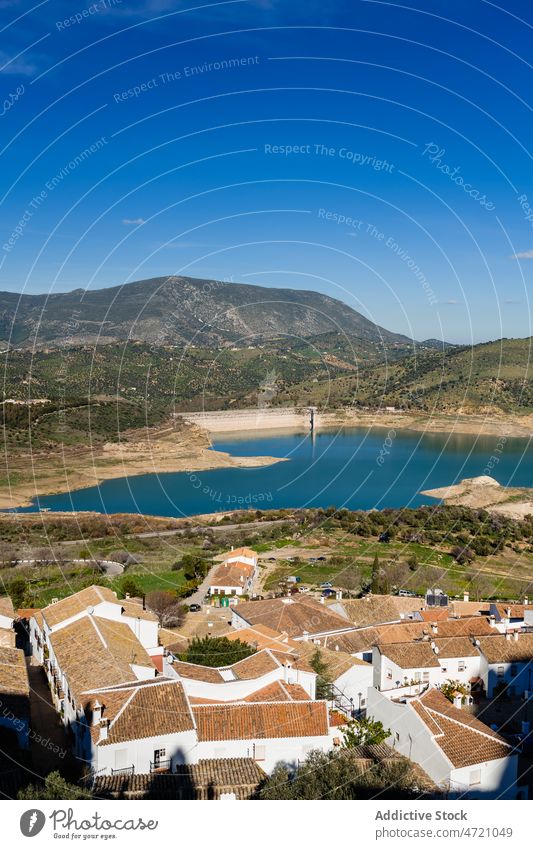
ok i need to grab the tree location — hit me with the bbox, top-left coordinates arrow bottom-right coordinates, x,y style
8,577 -> 28,608
18,771 -> 91,800
257,749 -> 428,800
145,590 -> 187,627
341,716 -> 390,748
181,635 -> 255,667
120,576 -> 143,598
180,554 -> 210,581
309,648 -> 333,699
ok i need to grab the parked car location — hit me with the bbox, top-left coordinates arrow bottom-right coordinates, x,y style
321,589 -> 335,598
189,603 -> 202,612
320,582 -> 333,588
317,556 -> 327,561
397,589 -> 416,597
299,586 -> 310,593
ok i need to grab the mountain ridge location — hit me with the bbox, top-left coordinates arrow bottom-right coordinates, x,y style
0,275 -> 413,350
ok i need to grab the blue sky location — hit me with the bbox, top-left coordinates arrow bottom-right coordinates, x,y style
1,0 -> 532,343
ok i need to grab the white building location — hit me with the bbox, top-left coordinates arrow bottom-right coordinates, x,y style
0,646 -> 30,749
367,686 -> 523,798
373,637 -> 481,695
82,677 -> 332,777
0,596 -> 15,648
208,547 -> 259,596
477,632 -> 533,698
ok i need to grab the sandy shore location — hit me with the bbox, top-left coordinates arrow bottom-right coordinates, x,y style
422,475 -> 533,520
1,406 -> 530,512
0,421 -> 286,510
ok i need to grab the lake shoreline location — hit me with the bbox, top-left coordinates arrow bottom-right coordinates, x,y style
1,408 -> 531,513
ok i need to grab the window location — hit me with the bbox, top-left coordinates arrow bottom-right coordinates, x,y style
386,668 -> 392,680
422,671 -> 430,683
469,770 -> 481,787
153,748 -> 166,768
510,665 -> 518,676
497,665 -> 505,678
414,671 -> 421,682
458,660 -> 466,672
114,749 -> 128,769
253,744 -> 266,761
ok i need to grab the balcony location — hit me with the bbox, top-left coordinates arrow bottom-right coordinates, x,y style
150,758 -> 171,774
111,765 -> 134,776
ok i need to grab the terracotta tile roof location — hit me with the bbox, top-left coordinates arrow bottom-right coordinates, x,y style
419,609 -> 450,622
158,629 -> 188,653
331,595 -> 424,628
243,681 -> 310,702
89,680 -> 195,746
0,646 -> 29,696
412,688 -> 512,768
493,604 -> 527,620
209,562 -> 253,589
193,700 -> 329,741
295,640 -> 371,680
43,586 -> 118,628
230,650 -> 280,680
0,629 -> 16,648
121,600 -> 159,622
16,607 -> 40,621
450,601 -> 491,617
223,625 -> 299,653
323,622 -> 425,654
93,758 -> 265,799
234,597 -> 352,638
49,615 -> 154,700
433,618 -> 493,637
268,649 -> 314,673
379,642 -> 441,669
477,633 -> 533,663
172,661 -> 225,683
0,597 -> 15,619
222,547 -> 257,560
432,636 -> 478,658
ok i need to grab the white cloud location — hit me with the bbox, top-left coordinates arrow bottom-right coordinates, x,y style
511,250 -> 533,259
0,49 -> 38,76
122,218 -> 145,226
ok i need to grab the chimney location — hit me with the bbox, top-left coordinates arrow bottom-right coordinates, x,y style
283,660 -> 293,683
506,607 -> 512,618
463,591 -> 469,603
431,622 -> 438,635
92,700 -> 102,726
125,592 -> 130,599
302,630 -> 309,642
514,631 -> 519,642
99,718 -> 109,741
489,615 -> 496,628
453,694 -> 463,709
506,631 -> 512,641
320,596 -> 325,605
524,597 -> 529,606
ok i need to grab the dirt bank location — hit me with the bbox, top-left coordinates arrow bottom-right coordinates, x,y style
422,475 -> 533,520
0,421 -> 287,510
182,407 -> 533,438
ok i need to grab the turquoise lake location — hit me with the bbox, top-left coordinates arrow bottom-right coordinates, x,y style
16,427 -> 533,517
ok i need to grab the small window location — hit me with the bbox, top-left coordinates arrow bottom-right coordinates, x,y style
414,671 -> 421,682
458,661 -> 466,672
422,671 -> 430,683
153,748 -> 166,767
469,770 -> 481,786
386,668 -> 392,680
497,665 -> 505,678
253,744 -> 266,761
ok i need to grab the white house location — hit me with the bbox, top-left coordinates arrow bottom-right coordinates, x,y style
82,678 -> 332,777
367,686 -> 523,798
219,547 -> 258,569
373,638 -> 481,695
0,596 -> 15,648
208,560 -> 255,596
477,632 -> 533,698
169,648 -> 317,701
295,640 -> 373,715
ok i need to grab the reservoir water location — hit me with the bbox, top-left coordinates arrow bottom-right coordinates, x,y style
16,426 -> 532,517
